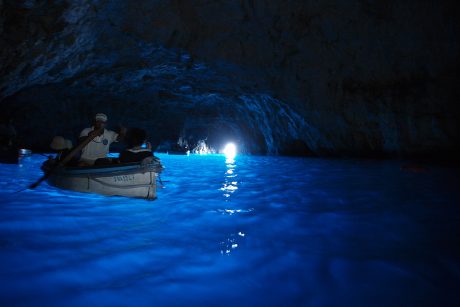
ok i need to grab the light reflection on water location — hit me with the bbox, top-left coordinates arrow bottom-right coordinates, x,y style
0,154 -> 460,305
220,157 -> 238,199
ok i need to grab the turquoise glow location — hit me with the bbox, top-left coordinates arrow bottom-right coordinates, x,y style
0,154 -> 459,305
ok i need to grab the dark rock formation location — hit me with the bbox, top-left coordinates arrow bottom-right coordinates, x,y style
1,0 -> 459,158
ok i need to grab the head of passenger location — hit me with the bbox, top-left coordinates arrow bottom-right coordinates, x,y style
93,113 -> 107,130
50,136 -> 73,152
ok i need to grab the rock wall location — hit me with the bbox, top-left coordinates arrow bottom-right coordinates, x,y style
1,0 -> 459,158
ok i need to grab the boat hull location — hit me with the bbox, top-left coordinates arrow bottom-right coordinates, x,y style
45,161 -> 161,200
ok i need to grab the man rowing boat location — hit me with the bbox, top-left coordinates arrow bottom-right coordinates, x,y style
78,113 -> 126,166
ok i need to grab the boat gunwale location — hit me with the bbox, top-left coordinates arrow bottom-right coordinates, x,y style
48,162 -> 162,177
52,168 -> 158,179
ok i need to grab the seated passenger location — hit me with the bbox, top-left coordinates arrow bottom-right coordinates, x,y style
78,113 -> 126,166
49,136 -> 79,166
119,128 -> 154,163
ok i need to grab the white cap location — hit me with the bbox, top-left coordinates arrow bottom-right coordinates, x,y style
94,113 -> 107,122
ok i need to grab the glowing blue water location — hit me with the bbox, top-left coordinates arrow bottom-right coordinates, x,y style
1,154 -> 459,305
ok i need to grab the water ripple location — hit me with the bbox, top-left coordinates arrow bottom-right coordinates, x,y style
1,154 -> 460,305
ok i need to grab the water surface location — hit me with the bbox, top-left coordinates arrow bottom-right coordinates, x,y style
1,154 -> 459,305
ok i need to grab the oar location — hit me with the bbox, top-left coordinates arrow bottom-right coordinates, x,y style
28,128 -> 103,189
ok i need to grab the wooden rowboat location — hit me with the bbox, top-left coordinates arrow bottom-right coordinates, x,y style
42,157 -> 163,200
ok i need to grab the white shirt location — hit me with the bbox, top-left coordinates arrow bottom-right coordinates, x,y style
79,127 -> 118,163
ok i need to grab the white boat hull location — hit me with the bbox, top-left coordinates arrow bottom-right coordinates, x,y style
44,161 -> 162,200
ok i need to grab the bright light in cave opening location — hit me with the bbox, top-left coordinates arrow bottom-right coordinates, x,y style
223,143 -> 237,159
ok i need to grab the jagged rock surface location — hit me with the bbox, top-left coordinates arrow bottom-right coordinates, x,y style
1,0 -> 459,157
